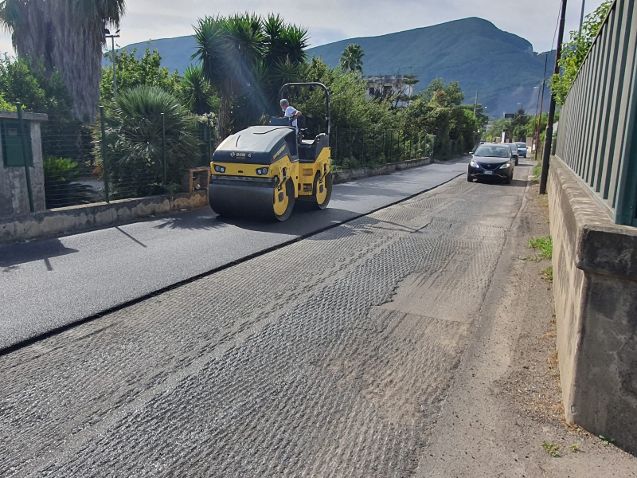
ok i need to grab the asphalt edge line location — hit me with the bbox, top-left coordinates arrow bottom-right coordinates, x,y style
0,172 -> 464,357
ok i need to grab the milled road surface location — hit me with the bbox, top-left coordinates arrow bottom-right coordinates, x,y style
0,161 -> 466,350
1,164 -> 528,477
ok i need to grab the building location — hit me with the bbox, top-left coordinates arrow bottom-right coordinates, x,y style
365,75 -> 418,107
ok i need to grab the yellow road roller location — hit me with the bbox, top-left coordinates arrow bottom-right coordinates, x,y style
209,82 -> 333,221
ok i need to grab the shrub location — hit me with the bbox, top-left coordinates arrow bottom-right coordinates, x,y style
105,85 -> 200,197
43,157 -> 94,208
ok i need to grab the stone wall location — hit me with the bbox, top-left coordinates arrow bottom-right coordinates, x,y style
0,190 -> 208,244
549,156 -> 637,454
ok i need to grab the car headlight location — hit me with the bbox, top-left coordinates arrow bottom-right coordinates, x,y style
256,167 -> 269,176
214,165 -> 226,173
470,160 -> 479,167
499,163 -> 511,169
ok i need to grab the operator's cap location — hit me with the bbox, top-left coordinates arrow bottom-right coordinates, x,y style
280,98 -> 289,106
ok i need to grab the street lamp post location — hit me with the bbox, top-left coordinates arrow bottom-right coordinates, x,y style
105,28 -> 120,96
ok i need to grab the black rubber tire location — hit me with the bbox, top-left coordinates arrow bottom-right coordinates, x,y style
515,158 -> 519,166
273,181 -> 295,222
467,172 -> 473,182
312,172 -> 333,210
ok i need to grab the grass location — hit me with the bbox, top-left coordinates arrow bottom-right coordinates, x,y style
529,236 -> 553,260
542,441 -> 561,458
542,266 -> 554,282
531,162 -> 542,181
570,443 -> 582,453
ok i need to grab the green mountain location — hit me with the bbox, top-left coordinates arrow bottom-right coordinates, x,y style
307,17 -> 554,116
120,17 -> 553,117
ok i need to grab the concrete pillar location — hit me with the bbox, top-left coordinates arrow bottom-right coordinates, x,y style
0,112 -> 48,218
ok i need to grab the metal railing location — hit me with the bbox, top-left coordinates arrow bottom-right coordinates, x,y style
332,127 -> 436,169
28,107 -> 214,210
555,0 -> 637,226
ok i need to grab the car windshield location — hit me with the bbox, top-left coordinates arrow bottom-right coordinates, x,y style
516,143 -> 526,147
474,145 -> 510,158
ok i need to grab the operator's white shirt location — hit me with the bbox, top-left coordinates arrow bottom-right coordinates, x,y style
284,106 -> 298,128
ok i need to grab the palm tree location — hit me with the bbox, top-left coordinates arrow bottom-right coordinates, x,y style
107,85 -> 199,195
263,15 -> 308,67
194,13 -> 308,138
180,65 -> 216,115
340,44 -> 364,74
0,0 -> 125,121
262,15 -> 308,107
194,14 -> 265,139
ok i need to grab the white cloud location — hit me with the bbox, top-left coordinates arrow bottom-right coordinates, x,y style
0,0 -> 605,56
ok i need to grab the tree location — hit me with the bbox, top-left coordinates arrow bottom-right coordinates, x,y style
194,13 -> 308,138
0,57 -> 72,114
403,79 -> 476,159
194,14 -> 265,138
420,78 -> 463,106
105,85 -> 199,196
0,56 -> 87,160
179,65 -> 217,115
340,44 -> 364,74
261,14 -> 308,104
100,49 -> 181,106
0,0 -> 126,121
510,109 -> 530,141
551,0 -> 613,104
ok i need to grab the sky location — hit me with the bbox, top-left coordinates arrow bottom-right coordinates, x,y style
0,0 -> 605,55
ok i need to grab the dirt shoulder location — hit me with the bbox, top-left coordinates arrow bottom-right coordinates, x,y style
416,181 -> 637,477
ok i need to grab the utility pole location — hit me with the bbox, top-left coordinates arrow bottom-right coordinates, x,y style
534,77 -> 547,161
473,91 -> 479,116
105,29 -> 120,96
539,0 -> 568,194
579,0 -> 586,33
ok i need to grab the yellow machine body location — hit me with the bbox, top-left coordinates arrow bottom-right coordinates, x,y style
209,127 -> 332,221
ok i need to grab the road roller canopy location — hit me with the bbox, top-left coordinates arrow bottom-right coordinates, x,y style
213,126 -> 296,164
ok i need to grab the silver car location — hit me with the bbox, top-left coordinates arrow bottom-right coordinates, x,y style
516,142 -> 528,158
508,143 -> 519,166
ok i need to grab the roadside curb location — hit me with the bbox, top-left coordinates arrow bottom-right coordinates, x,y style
333,157 -> 432,184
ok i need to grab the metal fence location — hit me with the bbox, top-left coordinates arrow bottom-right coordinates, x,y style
332,127 -> 435,169
31,107 -> 434,211
40,124 -> 432,210
35,108 -> 214,210
555,0 -> 637,226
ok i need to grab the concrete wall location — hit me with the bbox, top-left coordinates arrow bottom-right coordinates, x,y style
0,112 -> 47,218
549,156 -> 637,454
0,190 -> 208,244
334,157 -> 432,183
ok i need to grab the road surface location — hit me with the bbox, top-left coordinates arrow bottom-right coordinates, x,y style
0,161 -> 466,350
1,161 -> 531,477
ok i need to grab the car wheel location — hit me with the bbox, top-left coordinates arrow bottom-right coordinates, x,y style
467,172 -> 473,182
